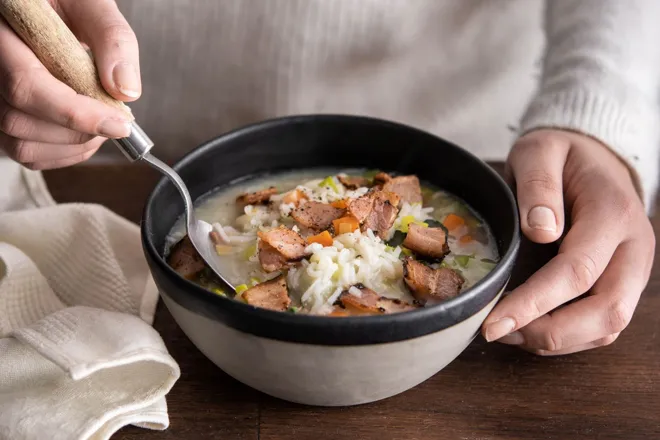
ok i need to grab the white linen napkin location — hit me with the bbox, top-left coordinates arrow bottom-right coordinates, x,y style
0,159 -> 180,440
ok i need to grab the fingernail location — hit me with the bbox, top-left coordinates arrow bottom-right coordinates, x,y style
112,63 -> 141,98
98,118 -> 131,138
484,317 -> 516,342
527,206 -> 556,232
497,331 -> 525,345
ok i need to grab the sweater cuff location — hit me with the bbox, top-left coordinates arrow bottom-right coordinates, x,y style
520,87 -> 660,214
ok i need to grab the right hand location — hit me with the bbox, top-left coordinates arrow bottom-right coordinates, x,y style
0,0 -> 140,170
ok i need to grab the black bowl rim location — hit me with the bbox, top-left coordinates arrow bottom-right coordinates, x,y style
141,114 -> 521,345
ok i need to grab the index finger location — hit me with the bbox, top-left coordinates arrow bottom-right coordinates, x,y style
481,183 -> 629,342
0,17 -> 131,138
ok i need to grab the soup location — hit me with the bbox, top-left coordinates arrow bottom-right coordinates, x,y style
165,169 -> 499,316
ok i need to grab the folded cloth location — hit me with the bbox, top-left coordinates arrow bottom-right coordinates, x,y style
0,159 -> 56,212
0,159 -> 180,440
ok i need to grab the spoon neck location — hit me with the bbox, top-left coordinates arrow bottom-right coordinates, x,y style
142,153 -> 195,227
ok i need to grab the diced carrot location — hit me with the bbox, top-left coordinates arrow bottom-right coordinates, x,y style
329,308 -> 350,317
283,189 -> 307,205
306,230 -> 334,247
443,213 -> 465,231
331,199 -> 347,209
332,215 -> 360,235
209,230 -> 224,245
459,234 -> 473,244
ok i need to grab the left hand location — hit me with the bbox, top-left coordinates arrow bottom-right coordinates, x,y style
481,129 -> 655,355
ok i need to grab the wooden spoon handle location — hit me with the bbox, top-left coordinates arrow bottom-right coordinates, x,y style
0,0 -> 133,119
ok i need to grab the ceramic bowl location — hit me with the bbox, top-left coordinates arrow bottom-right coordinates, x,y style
141,115 -> 520,406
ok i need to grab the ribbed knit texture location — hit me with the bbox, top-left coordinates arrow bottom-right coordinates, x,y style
87,0 -> 660,209
521,0 -> 660,210
103,0 -> 544,163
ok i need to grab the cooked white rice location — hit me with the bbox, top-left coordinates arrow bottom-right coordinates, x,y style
214,180 -> 438,314
166,168 -> 500,316
286,228 -> 411,314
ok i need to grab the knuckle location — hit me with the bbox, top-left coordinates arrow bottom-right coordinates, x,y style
0,106 -> 27,137
538,132 -> 567,153
520,169 -> 561,194
517,292 -> 544,322
539,329 -> 562,352
2,68 -> 35,108
606,299 -> 633,334
566,252 -> 598,293
101,22 -> 137,46
10,141 -> 33,164
72,131 -> 93,145
61,105 -> 84,131
513,131 -> 567,156
612,192 -> 637,224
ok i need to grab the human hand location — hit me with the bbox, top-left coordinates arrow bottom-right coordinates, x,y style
0,0 -> 140,169
481,129 -> 655,355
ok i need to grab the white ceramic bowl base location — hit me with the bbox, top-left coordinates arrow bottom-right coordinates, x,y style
161,286 -> 504,407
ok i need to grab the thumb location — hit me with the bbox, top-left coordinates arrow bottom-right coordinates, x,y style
62,0 -> 141,101
508,130 -> 568,244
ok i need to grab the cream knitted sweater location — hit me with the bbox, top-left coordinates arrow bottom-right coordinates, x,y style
66,0 -> 660,209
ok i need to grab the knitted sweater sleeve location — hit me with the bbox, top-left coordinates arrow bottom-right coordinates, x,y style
520,0 -> 660,211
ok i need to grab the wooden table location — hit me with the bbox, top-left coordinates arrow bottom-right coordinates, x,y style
43,163 -> 660,440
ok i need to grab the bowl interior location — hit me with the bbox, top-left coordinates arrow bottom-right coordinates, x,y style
142,114 -> 520,345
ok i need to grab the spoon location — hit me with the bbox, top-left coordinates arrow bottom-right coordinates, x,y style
0,0 -> 236,294
120,129 -> 236,295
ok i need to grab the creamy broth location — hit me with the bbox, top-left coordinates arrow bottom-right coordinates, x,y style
166,169 -> 499,316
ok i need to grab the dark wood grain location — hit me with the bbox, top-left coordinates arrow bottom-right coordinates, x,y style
42,163 -> 660,440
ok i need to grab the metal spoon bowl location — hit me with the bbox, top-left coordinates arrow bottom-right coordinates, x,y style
140,152 -> 236,294
113,125 -> 236,294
